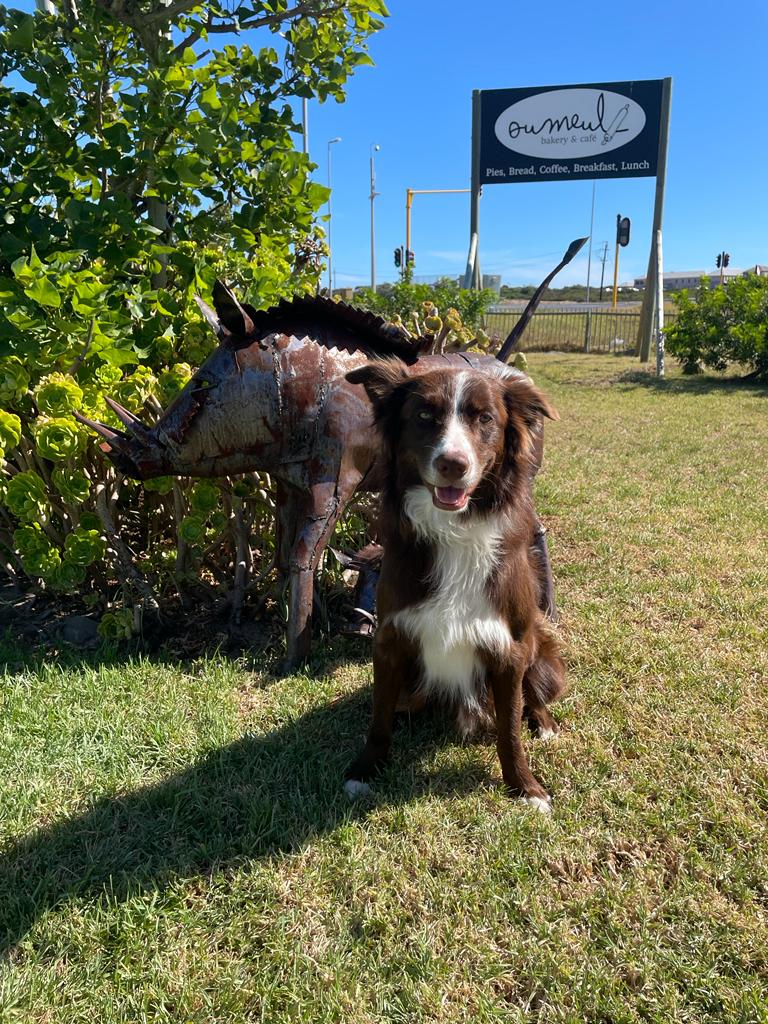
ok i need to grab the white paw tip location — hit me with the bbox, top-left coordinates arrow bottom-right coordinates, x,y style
521,794 -> 553,814
344,779 -> 372,801
538,727 -> 559,742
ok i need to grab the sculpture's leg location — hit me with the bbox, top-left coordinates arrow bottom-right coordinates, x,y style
341,543 -> 383,639
275,479 -> 298,595
284,475 -> 360,669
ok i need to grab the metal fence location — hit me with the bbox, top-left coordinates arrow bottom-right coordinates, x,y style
484,308 -> 677,356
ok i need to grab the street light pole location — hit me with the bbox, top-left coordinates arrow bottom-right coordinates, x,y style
585,180 -> 596,303
327,137 -> 341,294
370,144 -> 380,292
598,242 -> 609,302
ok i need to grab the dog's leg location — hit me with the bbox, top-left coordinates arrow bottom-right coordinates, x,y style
488,662 -> 552,812
344,625 -> 411,798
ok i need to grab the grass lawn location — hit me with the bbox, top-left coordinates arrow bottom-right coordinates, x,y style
1,354 -> 767,1023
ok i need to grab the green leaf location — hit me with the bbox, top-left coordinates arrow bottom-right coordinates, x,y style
25,276 -> 61,308
98,347 -> 139,368
199,84 -> 221,110
8,14 -> 34,52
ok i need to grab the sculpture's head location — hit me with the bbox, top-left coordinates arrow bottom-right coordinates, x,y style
75,280 -> 422,480
75,282 -> 276,479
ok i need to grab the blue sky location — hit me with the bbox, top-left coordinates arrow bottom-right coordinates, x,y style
7,0 -> 768,289
305,0 -> 768,288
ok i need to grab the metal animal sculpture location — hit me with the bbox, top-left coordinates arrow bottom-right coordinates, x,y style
77,239 -> 586,665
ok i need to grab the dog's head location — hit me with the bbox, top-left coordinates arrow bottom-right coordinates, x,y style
347,360 -> 558,513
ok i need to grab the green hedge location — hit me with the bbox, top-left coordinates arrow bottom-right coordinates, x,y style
666,274 -> 768,380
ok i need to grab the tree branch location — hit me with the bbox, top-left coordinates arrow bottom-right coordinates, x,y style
144,0 -> 346,32
95,482 -> 160,610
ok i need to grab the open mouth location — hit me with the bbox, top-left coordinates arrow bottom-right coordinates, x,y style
432,485 -> 469,511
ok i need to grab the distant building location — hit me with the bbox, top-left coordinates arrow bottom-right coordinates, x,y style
632,267 -> 764,291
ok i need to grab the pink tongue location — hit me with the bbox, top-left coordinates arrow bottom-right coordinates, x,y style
436,486 -> 466,506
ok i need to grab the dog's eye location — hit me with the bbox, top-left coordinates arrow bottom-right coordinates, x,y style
417,410 -> 434,422
478,412 -> 494,424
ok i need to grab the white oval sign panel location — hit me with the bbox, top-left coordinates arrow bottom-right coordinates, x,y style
494,88 -> 646,159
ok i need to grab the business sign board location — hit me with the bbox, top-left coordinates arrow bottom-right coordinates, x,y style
478,79 -> 663,185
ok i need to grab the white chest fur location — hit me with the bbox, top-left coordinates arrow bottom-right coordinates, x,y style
390,487 -> 512,707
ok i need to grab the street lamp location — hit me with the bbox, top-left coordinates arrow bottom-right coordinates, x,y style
327,137 -> 341,294
370,144 -> 380,292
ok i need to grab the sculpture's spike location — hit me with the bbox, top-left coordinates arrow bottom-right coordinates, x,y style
73,410 -> 129,444
104,397 -> 154,440
194,294 -> 230,338
212,279 -> 255,337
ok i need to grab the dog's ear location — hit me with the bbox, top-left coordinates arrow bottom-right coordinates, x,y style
504,376 -> 559,425
346,360 -> 410,413
502,376 -> 559,464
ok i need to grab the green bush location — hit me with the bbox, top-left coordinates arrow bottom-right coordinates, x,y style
666,274 -> 768,380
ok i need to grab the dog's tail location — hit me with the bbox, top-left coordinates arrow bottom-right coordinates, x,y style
525,624 -> 566,706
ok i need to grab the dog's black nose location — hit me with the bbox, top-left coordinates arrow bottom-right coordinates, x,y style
435,451 -> 470,481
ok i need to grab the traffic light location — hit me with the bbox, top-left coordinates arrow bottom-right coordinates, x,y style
394,247 -> 402,268
406,249 -> 415,267
616,215 -> 631,247
716,253 -> 722,268
723,252 -> 730,268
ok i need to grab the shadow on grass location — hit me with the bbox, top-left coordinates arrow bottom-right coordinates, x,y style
615,368 -> 768,397
0,683 -> 491,957
0,615 -> 375,681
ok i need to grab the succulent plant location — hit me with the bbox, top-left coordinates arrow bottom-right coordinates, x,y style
34,373 -> 84,417
32,417 -> 84,461
4,470 -> 49,522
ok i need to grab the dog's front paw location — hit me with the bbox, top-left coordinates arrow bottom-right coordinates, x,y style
520,792 -> 553,814
536,726 -> 559,742
343,779 -> 373,801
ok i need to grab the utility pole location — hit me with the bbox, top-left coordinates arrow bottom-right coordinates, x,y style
585,180 -> 597,303
369,145 -> 380,292
468,89 -> 482,289
598,242 -> 609,302
326,137 -> 341,294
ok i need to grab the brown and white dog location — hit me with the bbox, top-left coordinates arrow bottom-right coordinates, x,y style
344,359 -> 566,811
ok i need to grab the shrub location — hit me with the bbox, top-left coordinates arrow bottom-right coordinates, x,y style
355,277 -> 498,353
666,274 -> 768,380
